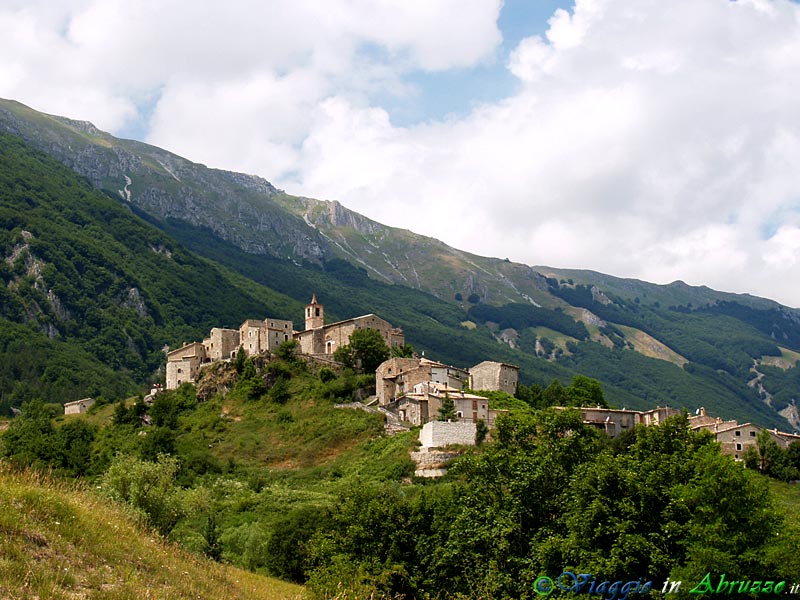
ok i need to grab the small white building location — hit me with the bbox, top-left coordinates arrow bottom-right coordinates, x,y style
64,398 -> 95,415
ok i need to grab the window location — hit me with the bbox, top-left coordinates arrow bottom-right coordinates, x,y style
735,443 -> 742,451
750,431 -> 756,437
457,411 -> 463,418
735,430 -> 741,437
177,368 -> 182,373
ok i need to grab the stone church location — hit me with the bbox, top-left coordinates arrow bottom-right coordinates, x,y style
294,294 -> 405,356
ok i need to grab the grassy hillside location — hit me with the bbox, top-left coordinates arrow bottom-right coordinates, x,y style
1,356 -> 420,581
0,461 -> 302,600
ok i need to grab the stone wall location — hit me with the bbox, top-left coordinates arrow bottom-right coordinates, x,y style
420,421 -> 477,448
64,398 -> 94,415
166,357 -> 199,389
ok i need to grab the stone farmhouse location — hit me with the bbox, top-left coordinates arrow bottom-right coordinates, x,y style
688,406 -> 800,460
166,295 -> 404,389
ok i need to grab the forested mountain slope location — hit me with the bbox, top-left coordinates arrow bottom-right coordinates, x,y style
1,99 -> 799,430
0,132 -> 301,412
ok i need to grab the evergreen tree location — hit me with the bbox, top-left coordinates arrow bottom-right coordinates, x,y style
437,394 -> 457,421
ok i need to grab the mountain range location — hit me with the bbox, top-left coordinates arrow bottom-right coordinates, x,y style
1,97 -> 799,431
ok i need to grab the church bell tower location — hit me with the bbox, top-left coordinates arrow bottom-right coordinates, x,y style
305,294 -> 324,331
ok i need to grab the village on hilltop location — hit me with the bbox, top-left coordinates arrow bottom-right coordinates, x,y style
161,295 -> 800,468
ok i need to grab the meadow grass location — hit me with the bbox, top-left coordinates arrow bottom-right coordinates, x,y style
0,461 -> 303,600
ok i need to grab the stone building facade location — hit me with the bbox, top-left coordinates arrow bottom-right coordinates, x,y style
709,422 -> 761,460
166,342 -> 207,389
239,318 -> 293,357
294,295 -> 404,356
204,328 -> 241,361
375,357 -> 469,405
470,361 -> 519,395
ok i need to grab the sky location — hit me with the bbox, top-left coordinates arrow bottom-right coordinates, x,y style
2,0 -> 800,308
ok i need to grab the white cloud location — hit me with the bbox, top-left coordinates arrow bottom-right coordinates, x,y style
283,0 -> 800,307
0,0 -> 502,136
3,0 -> 800,307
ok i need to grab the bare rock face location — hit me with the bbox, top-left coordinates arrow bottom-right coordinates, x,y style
196,362 -> 238,401
0,101 -> 331,265
581,308 -> 607,328
122,288 -> 148,318
779,400 -> 800,430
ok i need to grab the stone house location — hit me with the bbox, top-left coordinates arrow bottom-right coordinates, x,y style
375,357 -> 469,405
64,397 -> 95,415
166,342 -> 207,389
239,318 -> 293,357
558,405 -> 681,438
470,360 -> 519,395
707,422 -> 762,460
203,327 -> 241,361
393,381 -> 502,426
294,295 -> 404,356
770,429 -> 800,449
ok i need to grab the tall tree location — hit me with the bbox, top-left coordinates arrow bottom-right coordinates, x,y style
333,328 -> 390,374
